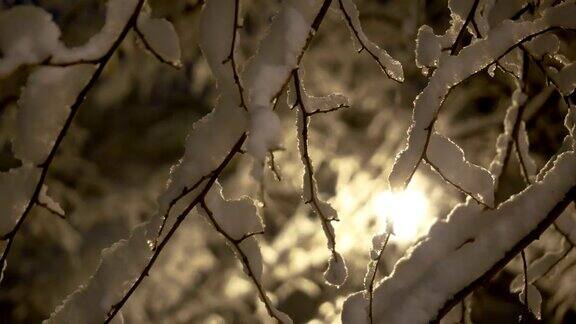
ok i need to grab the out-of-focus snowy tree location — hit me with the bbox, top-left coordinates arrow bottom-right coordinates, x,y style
0,0 -> 575,323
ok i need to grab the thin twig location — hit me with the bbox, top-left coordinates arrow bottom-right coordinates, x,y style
199,201 -> 284,322
337,0 -> 401,83
134,25 -> 182,69
292,70 -> 339,256
36,201 -> 66,219
308,104 -> 350,116
222,0 -> 248,111
367,232 -> 391,324
450,0 -> 480,55
153,171 -> 215,249
432,186 -> 576,322
424,157 -> 491,208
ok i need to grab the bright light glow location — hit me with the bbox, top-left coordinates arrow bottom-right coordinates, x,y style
372,185 -> 433,244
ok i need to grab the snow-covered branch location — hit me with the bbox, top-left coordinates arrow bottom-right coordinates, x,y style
292,69 -> 349,286
0,0 -> 146,282
390,2 -> 576,191
343,152 -> 576,324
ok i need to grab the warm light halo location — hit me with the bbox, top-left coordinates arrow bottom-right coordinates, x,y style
372,183 -> 433,244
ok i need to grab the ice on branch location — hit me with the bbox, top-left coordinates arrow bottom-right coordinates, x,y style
14,65 -> 95,164
390,2 -> 576,191
0,6 -> 61,77
157,0 -> 250,214
199,0 -> 238,97
51,0 -> 141,64
324,253 -> 347,288
415,25 -> 444,71
338,0 -> 403,82
243,0 -> 322,159
343,151 -> 576,324
426,133 -> 495,207
136,11 -> 182,68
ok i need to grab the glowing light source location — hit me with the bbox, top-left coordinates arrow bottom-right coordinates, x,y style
372,185 -> 433,244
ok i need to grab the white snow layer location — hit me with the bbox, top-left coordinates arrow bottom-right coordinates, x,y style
0,164 -> 39,236
137,11 -> 182,67
15,65 -> 95,164
51,0 -> 141,64
426,133 -> 495,207
0,6 -> 61,77
244,0 -> 322,159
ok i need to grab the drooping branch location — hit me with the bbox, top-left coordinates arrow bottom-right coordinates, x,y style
133,25 -> 182,69
337,0 -> 403,83
0,0 -> 145,277
291,69 -> 348,286
292,70 -> 339,252
198,201 -> 284,322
